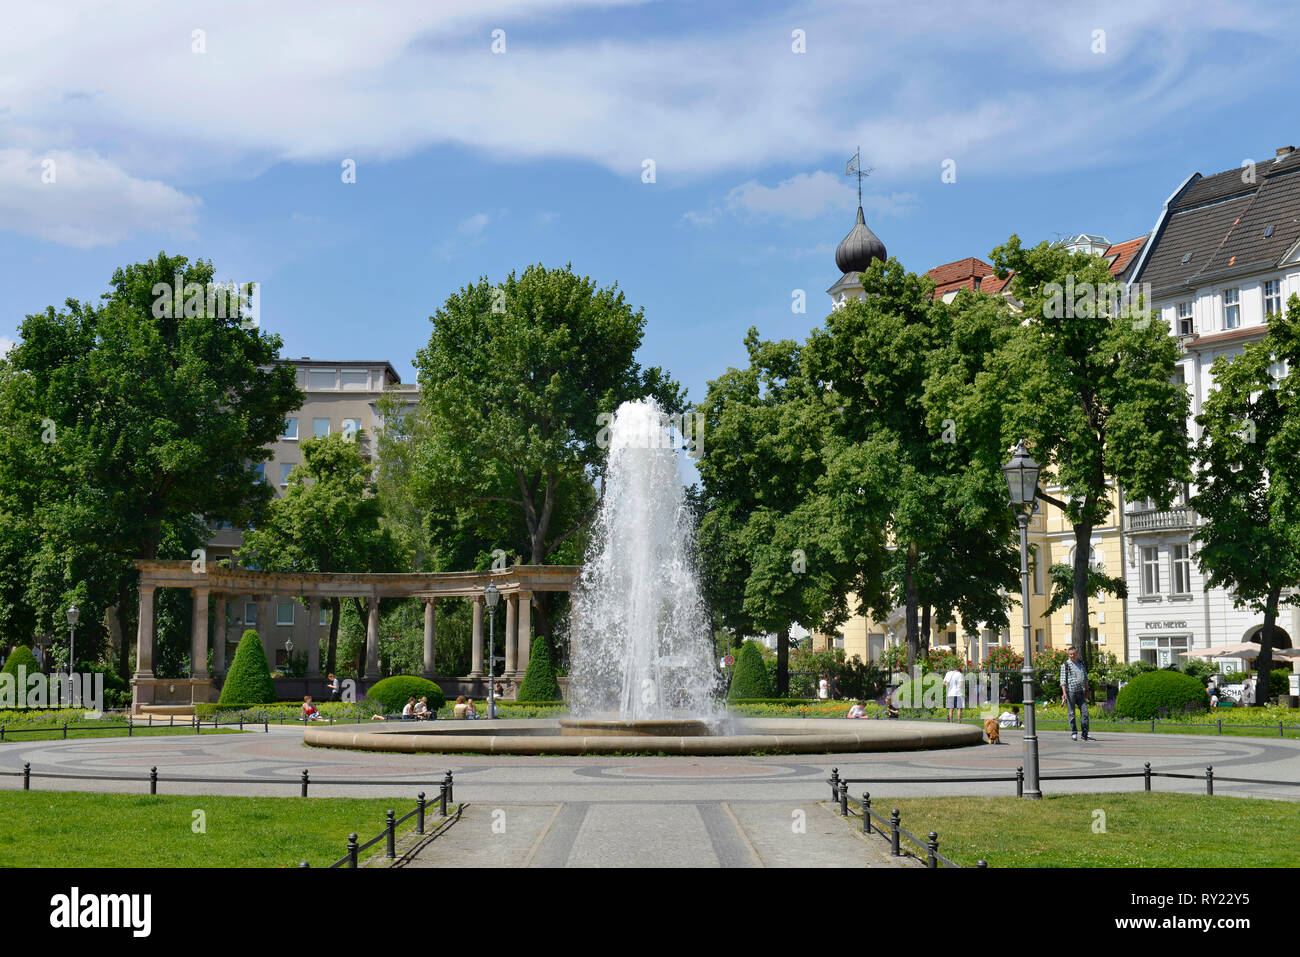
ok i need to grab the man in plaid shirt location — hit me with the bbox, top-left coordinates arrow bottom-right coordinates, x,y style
1059,646 -> 1093,741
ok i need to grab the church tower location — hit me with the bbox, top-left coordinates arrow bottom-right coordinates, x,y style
826,205 -> 887,308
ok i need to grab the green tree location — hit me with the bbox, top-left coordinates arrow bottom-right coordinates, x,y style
517,634 -> 562,701
239,432 -> 402,677
408,264 -> 684,656
982,237 -> 1192,668
1191,294 -> 1300,706
726,640 -> 774,700
1,644 -> 40,678
0,253 -> 300,678
219,630 -> 277,704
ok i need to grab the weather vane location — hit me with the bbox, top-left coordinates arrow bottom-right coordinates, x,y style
845,147 -> 874,207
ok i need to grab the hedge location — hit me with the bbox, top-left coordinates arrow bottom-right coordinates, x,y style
365,675 -> 446,714
727,642 -> 774,700
2,645 -> 40,678
517,635 -> 562,702
1115,670 -> 1209,720
218,631 -> 277,705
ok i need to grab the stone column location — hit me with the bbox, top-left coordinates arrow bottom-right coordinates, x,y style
504,594 -> 518,676
307,597 -> 321,679
135,585 -> 156,678
212,596 -> 227,675
422,599 -> 437,679
365,595 -> 380,679
258,595 -> 275,671
190,587 -> 210,680
517,591 -> 532,677
470,597 -> 484,677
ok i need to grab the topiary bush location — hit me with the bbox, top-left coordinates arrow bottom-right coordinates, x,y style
365,675 -> 446,714
1115,670 -> 1209,720
2,645 -> 40,678
218,630 -> 277,705
727,641 -> 774,700
517,635 -> 562,702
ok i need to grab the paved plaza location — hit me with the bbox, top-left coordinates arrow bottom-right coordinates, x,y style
3,726 -> 1298,867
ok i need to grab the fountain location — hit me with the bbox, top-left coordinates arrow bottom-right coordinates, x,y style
305,399 -> 982,754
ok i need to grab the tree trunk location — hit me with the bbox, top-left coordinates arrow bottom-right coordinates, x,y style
1255,583 -> 1281,707
904,543 -> 919,675
115,575 -> 135,680
776,625 -> 790,696
1072,521 -> 1094,672
326,597 -> 341,676
921,603 -> 932,661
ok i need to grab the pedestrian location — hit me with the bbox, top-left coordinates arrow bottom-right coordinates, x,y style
818,674 -> 829,700
1059,646 -> 1092,741
943,662 -> 966,722
327,673 -> 340,702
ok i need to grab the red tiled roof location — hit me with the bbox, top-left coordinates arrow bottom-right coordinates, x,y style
926,257 -> 993,287
1106,236 -> 1146,276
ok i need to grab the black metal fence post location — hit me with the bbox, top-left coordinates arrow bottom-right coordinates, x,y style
829,767 -> 840,802
62,721 -> 67,740
440,782 -> 448,817
417,793 -> 426,835
22,762 -> 30,790
149,766 -> 158,794
1016,766 -> 1024,798
264,719 -> 268,733
1144,762 -> 1151,792
839,781 -> 848,816
194,716 -> 200,735
385,810 -> 396,859
127,719 -> 132,737
301,770 -> 309,798
1150,716 -> 1155,733
239,715 -> 243,731
1,725 -> 6,742
1206,766 -> 1214,796
169,714 -> 174,727
889,809 -> 901,856
862,792 -> 871,834
347,834 -> 358,868
927,831 -> 939,869
444,771 -> 453,804
1218,718 -> 1222,735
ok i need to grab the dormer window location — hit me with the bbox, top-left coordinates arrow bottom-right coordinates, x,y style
1223,287 -> 1240,329
1265,280 -> 1282,318
1176,301 -> 1193,336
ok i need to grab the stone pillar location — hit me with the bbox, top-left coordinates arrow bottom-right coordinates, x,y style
517,591 -> 532,677
422,599 -> 437,679
307,597 -> 321,679
258,595 -> 275,671
212,596 -> 227,675
135,586 -> 156,678
504,594 -> 518,676
365,596 -> 380,679
470,597 -> 484,677
190,587 -> 210,680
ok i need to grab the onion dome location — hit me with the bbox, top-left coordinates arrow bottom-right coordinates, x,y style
835,206 -> 886,273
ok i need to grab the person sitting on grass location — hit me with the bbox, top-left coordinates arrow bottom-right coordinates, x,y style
453,695 -> 469,719
412,696 -> 436,720
998,705 -> 1021,728
302,695 -> 326,722
465,699 -> 479,719
401,696 -> 416,720
847,700 -> 867,719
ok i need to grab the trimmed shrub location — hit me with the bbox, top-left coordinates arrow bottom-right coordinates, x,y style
517,635 -> 562,702
218,630 -> 277,705
1269,668 -> 1290,698
2,645 -> 40,678
1115,670 -> 1209,720
727,641 -> 774,700
365,675 -> 446,714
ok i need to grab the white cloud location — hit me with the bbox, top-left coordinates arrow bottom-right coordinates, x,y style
686,171 -> 916,226
0,148 -> 200,248
0,336 -> 15,356
459,212 -> 491,236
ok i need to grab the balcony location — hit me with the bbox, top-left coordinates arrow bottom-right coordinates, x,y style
1127,506 -> 1195,532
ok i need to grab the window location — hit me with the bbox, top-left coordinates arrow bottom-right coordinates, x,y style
313,418 -> 330,437
1176,301 -> 1193,336
244,602 -> 257,625
342,417 -> 362,441
282,418 -> 298,440
308,370 -> 336,391
1224,287 -> 1240,329
280,463 -> 294,487
319,606 -> 329,627
1034,629 -> 1045,655
1141,546 -> 1161,595
1031,546 -> 1043,595
251,462 -> 265,482
339,371 -> 369,390
276,600 -> 295,626
1265,280 -> 1282,317
1172,544 -> 1191,595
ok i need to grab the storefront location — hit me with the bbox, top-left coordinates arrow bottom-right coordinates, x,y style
1138,619 -> 1192,667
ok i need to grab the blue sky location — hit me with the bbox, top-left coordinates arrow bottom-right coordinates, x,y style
2,0 -> 1298,406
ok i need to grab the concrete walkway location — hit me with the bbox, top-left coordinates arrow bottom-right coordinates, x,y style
401,801 -> 916,868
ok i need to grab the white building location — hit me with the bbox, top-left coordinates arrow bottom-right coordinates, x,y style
1125,145 -> 1300,664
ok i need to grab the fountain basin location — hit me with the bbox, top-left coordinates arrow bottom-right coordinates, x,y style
558,718 -> 711,737
304,717 -> 983,755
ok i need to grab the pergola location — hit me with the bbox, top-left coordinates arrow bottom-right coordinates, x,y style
131,560 -> 581,712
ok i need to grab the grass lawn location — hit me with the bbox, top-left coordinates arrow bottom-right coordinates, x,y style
854,793 -> 1300,867
0,725 -> 243,743
0,791 -> 440,867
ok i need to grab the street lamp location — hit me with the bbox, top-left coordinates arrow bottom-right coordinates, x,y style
66,605 -> 79,707
485,582 -> 500,719
1002,440 -> 1042,799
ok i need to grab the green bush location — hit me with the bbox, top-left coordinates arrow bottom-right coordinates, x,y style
727,641 -> 774,700
2,645 -> 40,678
1181,658 -> 1215,683
1269,669 -> 1291,698
517,635 -> 562,702
365,675 -> 446,714
218,631 -> 277,705
1116,670 -> 1209,720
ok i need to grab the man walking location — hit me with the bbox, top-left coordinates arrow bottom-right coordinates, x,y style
1059,646 -> 1092,741
943,662 -> 966,723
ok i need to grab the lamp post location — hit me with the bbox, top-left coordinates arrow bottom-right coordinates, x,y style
485,582 -> 500,719
66,605 -> 79,707
1002,440 -> 1042,799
